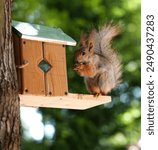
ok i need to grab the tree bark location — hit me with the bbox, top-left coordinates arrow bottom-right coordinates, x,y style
0,0 -> 20,150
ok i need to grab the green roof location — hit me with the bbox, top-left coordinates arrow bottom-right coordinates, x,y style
12,20 -> 76,46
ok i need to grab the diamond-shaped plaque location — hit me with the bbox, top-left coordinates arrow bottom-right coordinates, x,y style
38,59 -> 52,73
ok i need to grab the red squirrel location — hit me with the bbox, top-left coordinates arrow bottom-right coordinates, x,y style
73,23 -> 122,96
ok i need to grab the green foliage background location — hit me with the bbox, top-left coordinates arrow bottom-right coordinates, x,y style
13,0 -> 141,149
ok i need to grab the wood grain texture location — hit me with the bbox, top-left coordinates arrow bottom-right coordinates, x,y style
20,93 -> 111,110
44,43 -> 68,96
21,39 -> 45,95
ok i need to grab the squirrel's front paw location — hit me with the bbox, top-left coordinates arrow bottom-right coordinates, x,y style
73,63 -> 86,76
74,63 -> 96,77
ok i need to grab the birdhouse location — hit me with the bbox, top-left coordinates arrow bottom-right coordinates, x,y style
12,21 -> 111,110
12,20 -> 75,96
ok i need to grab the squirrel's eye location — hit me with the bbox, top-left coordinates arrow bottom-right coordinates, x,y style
82,51 -> 85,55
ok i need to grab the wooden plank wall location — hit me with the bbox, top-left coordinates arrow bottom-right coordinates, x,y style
13,34 -> 68,96
21,39 -> 45,95
44,43 -> 68,96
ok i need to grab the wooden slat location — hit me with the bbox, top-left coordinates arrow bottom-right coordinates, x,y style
44,43 -> 66,61
44,43 -> 68,96
20,93 -> 111,110
21,39 -> 45,95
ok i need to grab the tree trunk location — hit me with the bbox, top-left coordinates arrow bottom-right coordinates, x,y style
0,0 -> 20,150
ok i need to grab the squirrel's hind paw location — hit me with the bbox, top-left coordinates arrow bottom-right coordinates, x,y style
93,93 -> 101,97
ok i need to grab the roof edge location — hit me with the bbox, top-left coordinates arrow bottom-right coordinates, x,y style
21,35 -> 77,46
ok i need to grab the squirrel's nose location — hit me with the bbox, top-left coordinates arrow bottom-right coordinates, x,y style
73,64 -> 77,70
73,64 -> 78,70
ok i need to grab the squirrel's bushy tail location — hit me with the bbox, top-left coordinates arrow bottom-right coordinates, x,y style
94,23 -> 122,86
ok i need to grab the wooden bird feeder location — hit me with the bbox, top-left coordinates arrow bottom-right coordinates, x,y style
12,20 -> 111,110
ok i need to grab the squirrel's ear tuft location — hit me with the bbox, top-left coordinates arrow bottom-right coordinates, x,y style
88,42 -> 93,52
88,29 -> 96,52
